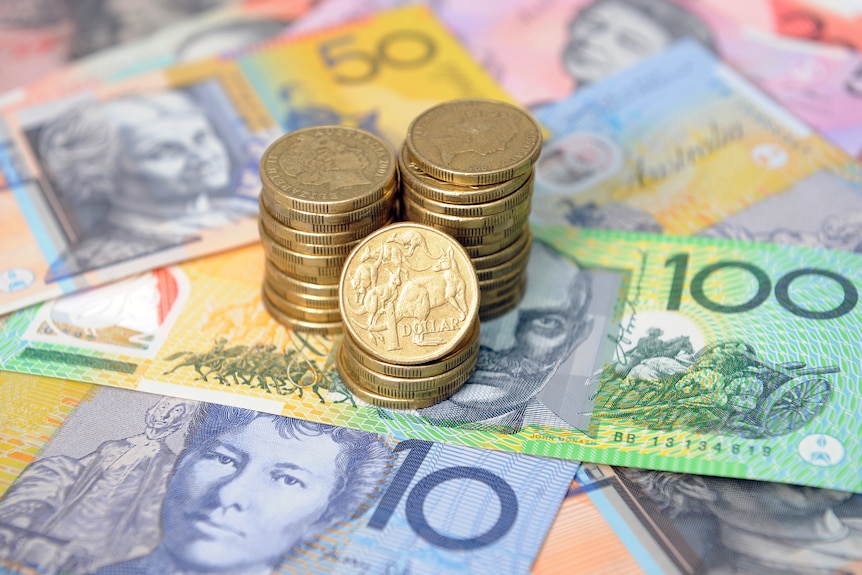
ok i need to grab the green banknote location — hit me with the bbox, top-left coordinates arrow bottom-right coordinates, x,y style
1,226 -> 859,491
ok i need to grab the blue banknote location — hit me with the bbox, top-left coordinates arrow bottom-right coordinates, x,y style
0,374 -> 576,575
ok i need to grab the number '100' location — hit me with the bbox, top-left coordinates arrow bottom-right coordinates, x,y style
665,254 -> 858,319
367,440 -> 518,550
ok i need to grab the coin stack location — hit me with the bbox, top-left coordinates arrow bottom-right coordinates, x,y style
399,99 -> 542,320
259,126 -> 397,334
337,222 -> 480,409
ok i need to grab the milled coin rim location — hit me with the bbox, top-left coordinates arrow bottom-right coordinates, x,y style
259,196 -> 391,246
341,319 -> 479,379
339,222 -> 479,366
260,222 -> 351,269
260,126 -> 396,214
404,99 -> 542,185
265,261 -> 340,295
402,172 -> 533,217
262,290 -> 343,335
398,145 -> 531,204
401,193 -> 531,229
340,344 -> 477,396
262,183 -> 396,225
337,346 -> 459,409
263,281 -> 342,322
472,226 -> 532,270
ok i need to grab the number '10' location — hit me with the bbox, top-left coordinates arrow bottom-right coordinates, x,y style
664,253 -> 858,319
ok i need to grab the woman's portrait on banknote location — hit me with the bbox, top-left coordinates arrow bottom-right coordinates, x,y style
27,81 -> 257,281
0,391 -> 392,575
561,0 -> 715,86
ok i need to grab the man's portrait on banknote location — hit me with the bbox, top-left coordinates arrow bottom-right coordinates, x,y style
561,0 -> 714,86
418,242 -> 596,432
0,395 -> 195,573
0,392 -> 392,575
622,468 -> 862,574
27,81 -> 256,281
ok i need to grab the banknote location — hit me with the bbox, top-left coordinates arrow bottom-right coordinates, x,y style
531,40 -> 851,235
700,169 -> 862,253
697,0 -> 862,50
0,5 -> 513,315
289,0 -> 862,160
0,371 -> 576,575
0,0 -> 318,111
0,0 -> 240,93
2,222 -> 861,491
533,463 -> 862,575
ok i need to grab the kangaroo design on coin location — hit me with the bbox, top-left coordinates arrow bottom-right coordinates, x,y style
340,223 -> 479,365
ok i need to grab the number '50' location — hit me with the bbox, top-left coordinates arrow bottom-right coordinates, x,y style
368,440 -> 518,550
319,30 -> 436,84
665,253 -> 858,319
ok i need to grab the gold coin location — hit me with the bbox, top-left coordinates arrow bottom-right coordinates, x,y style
260,223 -> 350,269
260,126 -> 396,214
263,281 -> 342,322
402,201 -> 530,240
339,222 -> 479,366
341,350 -> 476,398
462,224 -> 528,257
478,257 -> 528,293
261,192 -> 393,233
265,274 -> 340,310
400,192 -> 531,230
404,99 -> 542,185
474,239 -> 530,283
479,277 -> 527,320
259,196 -> 391,246
262,290 -> 343,335
265,260 -> 340,296
262,183 -> 396,225
472,226 -> 532,270
398,145 -> 531,204
337,347 -> 457,409
402,172 -> 533,217
341,318 -> 479,378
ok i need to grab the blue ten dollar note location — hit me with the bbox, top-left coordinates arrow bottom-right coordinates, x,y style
0,378 -> 576,575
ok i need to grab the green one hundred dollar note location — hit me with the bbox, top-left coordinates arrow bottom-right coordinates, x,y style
1,225 -> 859,491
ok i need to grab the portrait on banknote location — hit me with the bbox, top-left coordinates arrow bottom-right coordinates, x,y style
0,388 -> 392,575
619,467 -> 862,574
561,0 -> 714,86
418,242 -> 622,433
20,78 -> 257,281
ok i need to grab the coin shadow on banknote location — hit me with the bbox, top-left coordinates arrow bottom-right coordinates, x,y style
23,80 -> 256,282
615,467 -> 862,574
0,387 -> 393,575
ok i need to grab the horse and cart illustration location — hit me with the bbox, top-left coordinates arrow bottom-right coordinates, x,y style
594,329 -> 839,438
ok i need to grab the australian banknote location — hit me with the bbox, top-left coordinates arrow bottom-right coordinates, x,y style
0,0 -> 318,110
0,5 -> 513,315
0,371 -> 576,575
2,225 -> 860,491
0,0 -> 242,92
530,40 -> 852,234
533,463 -> 862,574
292,0 -> 862,160
697,0 -> 862,50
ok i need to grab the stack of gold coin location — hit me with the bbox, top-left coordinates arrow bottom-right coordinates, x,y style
337,222 -> 480,409
399,99 -> 542,320
259,126 -> 397,334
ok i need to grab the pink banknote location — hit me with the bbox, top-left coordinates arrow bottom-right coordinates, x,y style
697,0 -> 862,50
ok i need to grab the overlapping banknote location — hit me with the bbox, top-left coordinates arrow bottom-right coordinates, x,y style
698,0 -> 862,50
293,0 -> 862,160
2,223 -> 860,491
530,40 -> 862,236
0,0 -> 317,109
533,462 -> 862,574
0,371 -> 576,574
0,5 -> 514,315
